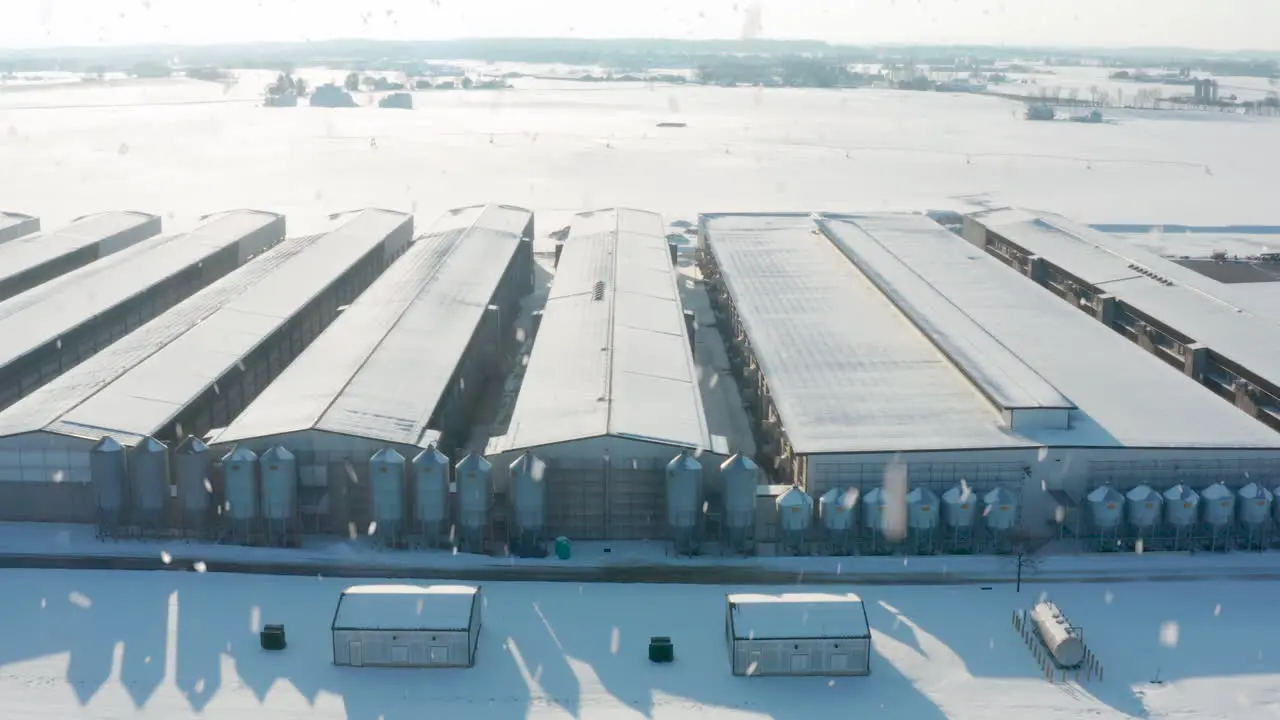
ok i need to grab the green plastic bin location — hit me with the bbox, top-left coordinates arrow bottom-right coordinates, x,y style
649,636 -> 674,663
555,536 -> 571,560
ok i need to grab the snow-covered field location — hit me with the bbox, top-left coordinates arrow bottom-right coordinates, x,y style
3,68 -> 1280,239
0,569 -> 1277,719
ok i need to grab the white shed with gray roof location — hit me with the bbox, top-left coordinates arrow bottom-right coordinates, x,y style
725,592 -> 871,676
332,584 -> 482,668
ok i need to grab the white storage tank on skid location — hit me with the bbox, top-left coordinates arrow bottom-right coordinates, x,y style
220,445 -> 258,543
819,487 -> 857,554
508,451 -> 547,556
720,453 -> 758,552
259,444 -> 297,546
369,447 -> 407,548
174,436 -> 212,538
455,453 -> 492,553
129,436 -> 169,534
332,585 -> 482,668
775,486 -> 813,553
1029,601 -> 1086,668
411,444 -> 450,547
90,436 -> 127,536
665,450 -> 703,554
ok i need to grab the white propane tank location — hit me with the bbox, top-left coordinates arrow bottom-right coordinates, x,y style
1029,601 -> 1085,668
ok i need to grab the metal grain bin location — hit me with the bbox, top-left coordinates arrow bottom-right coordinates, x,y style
411,444 -> 450,547
370,447 -> 406,547
509,451 -> 547,555
90,436 -> 127,536
455,452 -> 492,553
174,436 -> 212,538
720,453 -> 758,551
259,444 -> 297,546
220,445 -> 258,543
665,451 -> 703,553
129,436 -> 169,533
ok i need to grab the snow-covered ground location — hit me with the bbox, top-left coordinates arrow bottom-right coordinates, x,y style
3,67 -> 1280,238
0,568 -> 1277,719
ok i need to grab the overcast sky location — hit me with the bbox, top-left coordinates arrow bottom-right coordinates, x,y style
3,0 -> 1277,51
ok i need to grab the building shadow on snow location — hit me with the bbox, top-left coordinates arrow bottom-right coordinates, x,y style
522,587 -> 949,719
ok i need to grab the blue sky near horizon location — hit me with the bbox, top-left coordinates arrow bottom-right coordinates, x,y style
2,0 -> 1278,51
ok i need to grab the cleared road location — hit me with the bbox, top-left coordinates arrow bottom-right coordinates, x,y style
1,552 -> 1277,586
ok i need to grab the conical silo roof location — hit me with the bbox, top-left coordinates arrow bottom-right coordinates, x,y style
175,435 -> 208,455
371,446 -> 406,466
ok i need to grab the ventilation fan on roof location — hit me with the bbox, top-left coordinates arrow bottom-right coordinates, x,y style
592,281 -> 606,301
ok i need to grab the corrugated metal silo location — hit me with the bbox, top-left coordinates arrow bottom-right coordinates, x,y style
941,482 -> 978,553
665,450 -> 703,554
369,447 -> 406,548
1236,482 -> 1273,527
411,444 -> 450,547
259,444 -> 297,546
1162,484 -> 1199,529
174,436 -> 212,538
220,445 -> 258,543
129,437 -> 169,534
941,483 -> 978,528
719,453 -> 758,552
1086,485 -> 1123,530
90,436 -> 127,537
1200,482 -> 1235,528
455,452 -> 492,553
775,486 -> 813,553
819,487 -> 856,532
509,451 -> 547,555
1124,485 -> 1162,531
818,487 -> 857,556
861,486 -> 887,531
982,486 -> 1018,531
906,486 -> 939,554
906,487 -> 939,530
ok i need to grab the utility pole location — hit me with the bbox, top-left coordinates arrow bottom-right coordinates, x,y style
1016,551 -> 1024,592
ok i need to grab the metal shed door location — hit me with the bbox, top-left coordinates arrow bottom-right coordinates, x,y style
349,641 -> 363,667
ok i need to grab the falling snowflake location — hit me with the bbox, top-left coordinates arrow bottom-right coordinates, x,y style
68,591 -> 92,609
1159,621 -> 1179,648
161,551 -> 172,564
193,561 -> 207,573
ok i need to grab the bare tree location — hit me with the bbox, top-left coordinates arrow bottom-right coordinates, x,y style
1010,541 -> 1044,593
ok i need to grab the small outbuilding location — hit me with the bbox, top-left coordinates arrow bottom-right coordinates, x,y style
331,584 -> 482,668
725,592 -> 871,676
